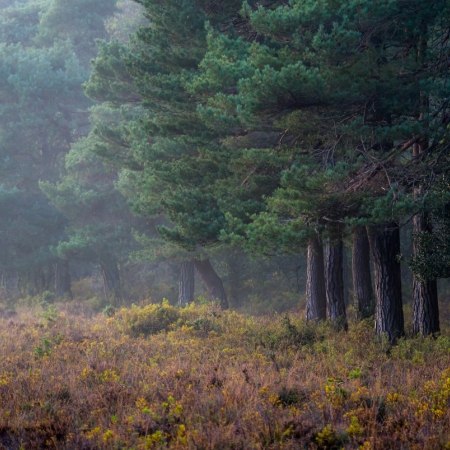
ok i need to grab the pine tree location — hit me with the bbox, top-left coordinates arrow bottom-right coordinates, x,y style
192,0 -> 449,338
84,0 -> 253,307
41,132 -> 138,305
0,0 -> 122,298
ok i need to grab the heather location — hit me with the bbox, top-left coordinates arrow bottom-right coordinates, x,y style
0,301 -> 448,449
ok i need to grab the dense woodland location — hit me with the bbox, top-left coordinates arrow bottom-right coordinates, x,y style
1,0 -> 449,338
0,0 -> 449,448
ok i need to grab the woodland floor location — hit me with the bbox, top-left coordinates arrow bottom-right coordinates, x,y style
0,300 -> 449,449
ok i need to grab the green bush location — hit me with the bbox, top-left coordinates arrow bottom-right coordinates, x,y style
259,315 -> 322,351
118,300 -> 180,336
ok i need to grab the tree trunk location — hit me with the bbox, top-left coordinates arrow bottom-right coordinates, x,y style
343,246 -> 350,307
367,223 -> 404,343
194,258 -> 228,309
178,260 -> 195,306
100,257 -> 123,306
352,226 -> 374,318
412,195 -> 439,336
410,25 -> 439,336
325,231 -> 347,330
55,260 -> 72,299
226,250 -> 244,308
305,234 -> 326,321
412,272 -> 439,336
29,268 -> 52,296
0,270 -> 20,300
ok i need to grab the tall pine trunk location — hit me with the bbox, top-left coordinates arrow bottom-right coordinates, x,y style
412,262 -> 439,336
55,260 -> 72,299
305,234 -> 326,321
325,229 -> 347,329
412,181 -> 439,336
352,226 -> 374,318
178,260 -> 195,306
194,258 -> 228,309
226,251 -> 244,308
1,270 -> 20,300
29,267 -> 52,296
411,25 -> 439,335
367,223 -> 404,343
100,257 -> 123,306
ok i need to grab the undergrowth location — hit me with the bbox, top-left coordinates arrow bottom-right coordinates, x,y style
0,301 -> 448,449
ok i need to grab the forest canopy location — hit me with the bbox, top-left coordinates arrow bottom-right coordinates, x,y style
0,0 -> 448,341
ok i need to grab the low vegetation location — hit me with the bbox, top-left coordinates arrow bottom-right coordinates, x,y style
0,301 -> 449,449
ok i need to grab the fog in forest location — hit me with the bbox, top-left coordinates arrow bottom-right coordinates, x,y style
0,0 -> 312,313
0,1 -> 449,448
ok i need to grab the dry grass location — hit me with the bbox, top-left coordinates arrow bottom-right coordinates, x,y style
0,301 -> 449,449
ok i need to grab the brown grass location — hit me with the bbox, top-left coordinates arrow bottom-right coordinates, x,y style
0,301 -> 449,449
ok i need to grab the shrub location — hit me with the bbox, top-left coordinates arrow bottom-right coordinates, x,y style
117,300 -> 180,336
258,315 -> 322,351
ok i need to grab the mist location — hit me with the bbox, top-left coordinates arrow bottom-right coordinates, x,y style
0,0 -> 448,448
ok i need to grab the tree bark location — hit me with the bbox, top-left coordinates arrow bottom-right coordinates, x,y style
367,223 -> 404,343
325,231 -> 347,330
410,23 -> 439,336
352,226 -> 374,318
194,258 -> 228,309
226,250 -> 245,308
178,260 -> 195,306
412,197 -> 439,336
0,270 -> 20,300
100,257 -> 123,306
29,268 -> 52,296
343,245 -> 350,307
55,260 -> 72,299
305,234 -> 327,321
